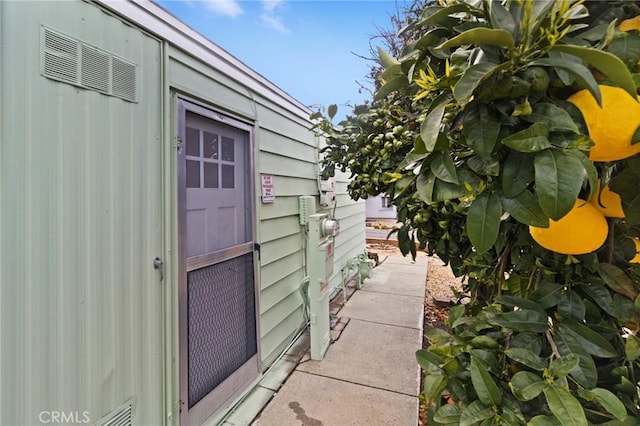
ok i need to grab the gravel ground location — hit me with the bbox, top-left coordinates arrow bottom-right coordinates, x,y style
366,243 -> 464,426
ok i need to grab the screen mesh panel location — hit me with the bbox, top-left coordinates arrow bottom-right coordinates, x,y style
187,253 -> 256,408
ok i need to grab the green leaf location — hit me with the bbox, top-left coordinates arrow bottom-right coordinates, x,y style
453,62 -> 505,106
530,282 -> 563,309
492,309 -> 549,333
377,46 -> 399,69
470,335 -> 499,349
557,290 -> 586,321
375,75 -> 408,101
505,348 -> 546,371
326,104 -> 338,120
509,371 -> 546,401
438,28 -> 515,50
423,374 -> 447,404
551,44 -> 637,101
468,155 -> 500,177
470,355 -> 501,406
488,0 -> 516,34
543,385 -> 587,426
510,333 -> 543,354
581,283 -> 616,317
431,151 -> 458,184
432,170 -> 481,202
530,57 -> 600,105
416,349 -> 444,374
614,293 -> 635,324
502,151 -> 534,198
534,149 -> 584,220
467,192 -> 502,254
500,190 -> 549,228
580,388 -> 628,421
557,317 -> 617,358
496,295 -> 545,313
521,103 -> 580,133
608,32 -> 640,70
549,353 -> 580,379
380,63 -> 403,82
416,172 -> 435,204
553,333 -> 597,389
463,104 -> 501,158
625,335 -> 640,361
433,404 -> 462,424
528,415 -> 562,426
460,400 -> 494,426
502,122 -> 552,152
566,150 -> 597,200
420,104 -> 445,152
415,3 -> 472,29
599,263 -> 639,300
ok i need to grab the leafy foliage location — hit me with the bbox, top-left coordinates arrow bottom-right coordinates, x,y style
312,0 -> 640,423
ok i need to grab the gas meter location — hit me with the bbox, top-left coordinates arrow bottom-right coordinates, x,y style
307,213 -> 339,360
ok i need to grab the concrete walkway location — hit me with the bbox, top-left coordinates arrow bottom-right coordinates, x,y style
226,254 -> 428,426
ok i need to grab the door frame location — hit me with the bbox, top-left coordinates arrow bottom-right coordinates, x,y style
176,97 -> 260,425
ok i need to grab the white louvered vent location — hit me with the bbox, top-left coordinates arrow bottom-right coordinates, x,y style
41,26 -> 138,102
81,44 -> 110,92
112,57 -> 137,101
96,397 -> 136,426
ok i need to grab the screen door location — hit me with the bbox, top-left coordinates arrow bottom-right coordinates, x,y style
177,100 -> 259,426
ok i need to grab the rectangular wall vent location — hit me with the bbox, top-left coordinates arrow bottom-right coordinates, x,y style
96,397 -> 136,426
41,26 -> 138,102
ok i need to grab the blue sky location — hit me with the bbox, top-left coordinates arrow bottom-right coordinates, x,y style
156,0 -> 408,120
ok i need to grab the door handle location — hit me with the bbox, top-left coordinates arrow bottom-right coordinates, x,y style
153,257 -> 164,281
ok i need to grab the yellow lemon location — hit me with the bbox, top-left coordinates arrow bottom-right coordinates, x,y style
529,200 -> 608,255
631,239 -> 640,263
567,85 -> 640,162
591,182 -> 625,218
619,16 -> 640,32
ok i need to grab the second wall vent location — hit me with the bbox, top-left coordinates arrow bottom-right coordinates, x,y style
41,26 -> 138,102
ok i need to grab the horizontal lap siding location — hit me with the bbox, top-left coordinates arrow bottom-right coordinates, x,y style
254,100 -> 317,366
168,50 -> 318,367
167,20 -> 365,372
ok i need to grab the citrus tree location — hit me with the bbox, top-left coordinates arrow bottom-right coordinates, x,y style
312,0 -> 640,424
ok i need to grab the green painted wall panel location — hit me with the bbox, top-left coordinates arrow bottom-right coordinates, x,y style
257,176 -> 317,198
0,2 -> 164,425
259,197 -> 301,220
260,252 -> 302,290
259,216 -> 301,243
259,130 -> 318,161
259,292 -> 305,339
260,152 -> 317,179
260,234 -> 302,266
168,51 -> 257,120
254,102 -> 317,146
259,270 -> 305,315
260,308 -> 307,368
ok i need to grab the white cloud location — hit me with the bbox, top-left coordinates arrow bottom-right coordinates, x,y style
259,0 -> 289,32
261,0 -> 284,13
201,0 -> 243,17
259,13 -> 288,33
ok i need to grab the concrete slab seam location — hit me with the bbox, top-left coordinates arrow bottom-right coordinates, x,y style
295,369 -> 421,399
343,317 -> 424,331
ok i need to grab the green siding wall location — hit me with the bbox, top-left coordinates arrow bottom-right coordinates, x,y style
0,2 -> 164,425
